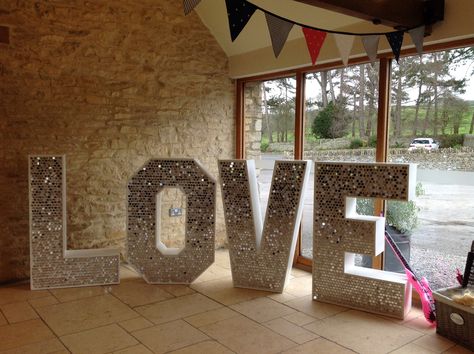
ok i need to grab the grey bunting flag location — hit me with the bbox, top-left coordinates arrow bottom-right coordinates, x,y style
183,0 -> 201,15
265,13 -> 294,58
408,26 -> 425,56
361,35 -> 380,63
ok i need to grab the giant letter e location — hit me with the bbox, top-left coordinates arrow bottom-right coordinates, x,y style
313,162 -> 416,319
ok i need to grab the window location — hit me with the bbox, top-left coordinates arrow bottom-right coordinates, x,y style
387,47 -> 474,288
237,40 -> 474,274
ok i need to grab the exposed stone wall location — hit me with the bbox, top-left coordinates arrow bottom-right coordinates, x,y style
0,0 -> 234,283
244,82 -> 263,160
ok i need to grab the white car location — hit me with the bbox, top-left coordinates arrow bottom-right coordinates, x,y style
408,138 -> 440,151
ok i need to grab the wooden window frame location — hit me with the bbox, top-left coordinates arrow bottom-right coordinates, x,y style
235,37 -> 474,271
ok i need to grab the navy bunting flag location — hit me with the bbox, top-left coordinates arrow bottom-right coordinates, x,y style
386,31 -> 404,63
265,13 -> 294,58
225,0 -> 257,42
183,0 -> 201,15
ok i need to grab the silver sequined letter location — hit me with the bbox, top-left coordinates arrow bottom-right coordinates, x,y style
313,162 -> 416,319
219,160 -> 311,292
127,159 -> 215,284
29,156 -> 120,290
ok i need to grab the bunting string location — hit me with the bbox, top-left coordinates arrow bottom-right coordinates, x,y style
183,0 -> 426,65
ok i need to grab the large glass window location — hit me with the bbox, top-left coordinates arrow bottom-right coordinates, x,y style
238,42 -> 474,273
387,47 -> 474,289
244,77 -> 296,213
301,63 -> 380,260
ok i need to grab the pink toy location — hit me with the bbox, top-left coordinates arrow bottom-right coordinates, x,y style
385,230 -> 436,324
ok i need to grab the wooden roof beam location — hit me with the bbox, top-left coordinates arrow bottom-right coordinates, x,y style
294,0 -> 444,30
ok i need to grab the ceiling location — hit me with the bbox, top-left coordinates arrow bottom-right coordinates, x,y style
194,0 -> 391,57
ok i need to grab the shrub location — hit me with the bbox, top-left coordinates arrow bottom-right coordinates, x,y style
435,134 -> 464,148
367,135 -> 377,148
349,138 -> 364,149
356,182 -> 424,235
260,141 -> 269,152
311,100 -> 350,139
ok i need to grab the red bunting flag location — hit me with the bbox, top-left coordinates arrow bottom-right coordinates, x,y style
302,28 -> 327,65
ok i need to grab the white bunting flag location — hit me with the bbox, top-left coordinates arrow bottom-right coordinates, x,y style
265,13 -> 294,58
334,34 -> 354,66
408,26 -> 425,56
361,35 -> 380,63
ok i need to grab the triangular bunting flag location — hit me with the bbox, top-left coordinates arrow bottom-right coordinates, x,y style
361,35 -> 380,63
302,28 -> 327,65
183,0 -> 201,15
386,31 -> 404,63
408,26 -> 425,56
334,34 -> 354,66
265,13 -> 294,58
225,0 -> 257,42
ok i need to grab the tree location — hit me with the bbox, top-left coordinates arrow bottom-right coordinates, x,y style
311,99 -> 350,139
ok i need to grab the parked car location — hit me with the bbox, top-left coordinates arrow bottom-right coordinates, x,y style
408,138 -> 440,151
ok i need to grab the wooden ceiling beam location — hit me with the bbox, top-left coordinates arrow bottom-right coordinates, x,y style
0,26 -> 9,44
294,0 -> 444,29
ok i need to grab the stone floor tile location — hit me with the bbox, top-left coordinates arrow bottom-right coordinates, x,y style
281,338 -> 353,354
36,294 -> 138,336
119,265 -> 142,281
156,284 -> 195,297
135,293 -> 221,324
403,315 -> 437,334
304,309 -> 423,354
0,319 -> 55,351
0,310 -> 7,326
193,264 -> 231,283
49,286 -> 107,303
214,249 -> 231,269
168,340 -> 234,354
107,279 -> 174,307
184,307 -> 239,328
0,284 -> 50,306
113,344 -> 154,354
118,316 -> 154,332
390,342 -> 438,354
290,268 -> 311,278
61,324 -> 138,354
190,276 -> 269,305
285,295 -> 347,319
230,297 -> 296,323
0,338 -> 68,354
28,295 -> 59,309
267,292 -> 298,303
413,333 -> 456,353
284,276 -> 313,297
283,312 -> 317,326
133,319 -> 209,354
200,315 -> 295,354
264,318 -> 318,344
1,301 -> 38,323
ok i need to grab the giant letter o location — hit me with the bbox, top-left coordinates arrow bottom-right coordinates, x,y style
127,159 -> 215,284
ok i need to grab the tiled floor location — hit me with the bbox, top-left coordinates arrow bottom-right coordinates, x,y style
0,250 -> 470,354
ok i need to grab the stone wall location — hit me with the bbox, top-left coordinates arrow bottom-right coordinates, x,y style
307,147 -> 474,171
244,82 -> 263,160
0,1 -> 234,283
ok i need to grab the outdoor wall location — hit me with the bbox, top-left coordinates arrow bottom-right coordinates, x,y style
0,1 -> 234,283
244,82 -> 263,160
